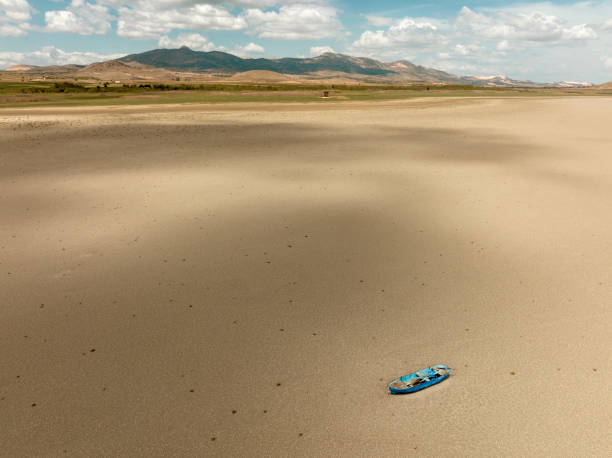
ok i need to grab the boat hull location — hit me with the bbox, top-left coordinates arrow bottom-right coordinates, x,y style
388,364 -> 450,394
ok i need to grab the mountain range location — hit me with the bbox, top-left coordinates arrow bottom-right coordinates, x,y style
2,47 -> 596,88
116,47 -> 468,84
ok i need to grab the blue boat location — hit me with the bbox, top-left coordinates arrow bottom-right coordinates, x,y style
388,364 -> 451,394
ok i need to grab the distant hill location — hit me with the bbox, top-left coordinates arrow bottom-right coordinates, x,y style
0,47 -> 598,87
120,47 -> 391,76
229,70 -> 292,83
552,81 -> 593,88
462,75 -> 535,87
77,60 -> 138,74
2,64 -> 84,73
596,81 -> 612,89
117,48 -> 596,87
387,60 -> 463,83
462,74 -> 592,88
117,47 -> 464,83
75,60 -> 175,81
4,65 -> 36,71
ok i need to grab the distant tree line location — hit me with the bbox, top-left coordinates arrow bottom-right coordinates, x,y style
15,81 -> 479,94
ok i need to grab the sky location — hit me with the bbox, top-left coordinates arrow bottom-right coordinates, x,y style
1,0 -> 612,82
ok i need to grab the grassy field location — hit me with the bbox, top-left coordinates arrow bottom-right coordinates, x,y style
1,81 -> 610,108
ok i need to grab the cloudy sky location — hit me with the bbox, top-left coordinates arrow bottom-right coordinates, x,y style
1,0 -> 612,82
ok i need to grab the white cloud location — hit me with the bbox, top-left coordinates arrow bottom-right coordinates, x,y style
0,0 -> 32,21
348,2 -> 611,82
363,14 -> 393,27
456,6 -> 597,43
496,40 -> 510,51
45,0 -> 113,35
352,30 -> 389,48
37,1 -> 346,40
244,4 -> 343,40
602,56 -> 612,68
351,17 -> 445,55
455,7 -> 510,39
158,32 -> 223,52
233,42 -> 265,56
158,33 -> 265,57
309,45 -> 334,56
100,0 -> 280,8
563,23 -> 597,40
454,44 -> 469,56
0,23 -> 27,36
0,45 -> 125,68
117,3 -> 247,39
0,0 -> 33,36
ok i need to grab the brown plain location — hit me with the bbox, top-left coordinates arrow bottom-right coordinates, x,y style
1,97 -> 612,456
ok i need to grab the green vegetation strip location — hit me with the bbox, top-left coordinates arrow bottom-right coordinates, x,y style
1,81 -> 478,94
1,82 -> 610,108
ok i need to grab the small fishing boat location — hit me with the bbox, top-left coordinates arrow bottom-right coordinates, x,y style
388,364 -> 451,394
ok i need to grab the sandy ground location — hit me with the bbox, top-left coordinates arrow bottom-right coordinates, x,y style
1,97 -> 612,457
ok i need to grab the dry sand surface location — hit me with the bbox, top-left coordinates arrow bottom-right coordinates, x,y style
1,97 -> 612,457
